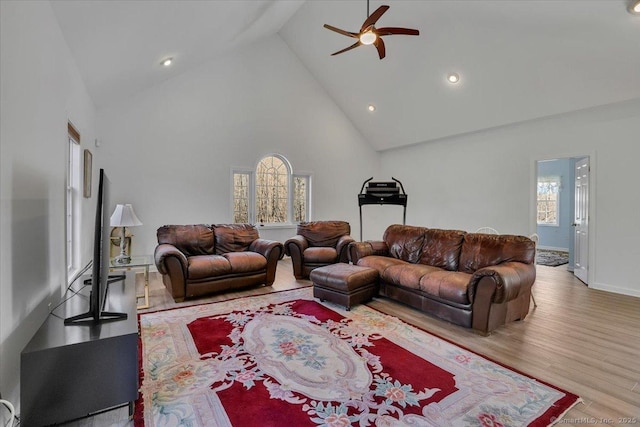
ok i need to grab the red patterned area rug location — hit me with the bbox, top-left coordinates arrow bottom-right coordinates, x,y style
135,288 -> 580,426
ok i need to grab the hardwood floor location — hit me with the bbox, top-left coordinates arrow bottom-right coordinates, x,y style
63,259 -> 640,426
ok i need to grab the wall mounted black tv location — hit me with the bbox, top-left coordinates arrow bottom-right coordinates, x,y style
65,168 -> 127,324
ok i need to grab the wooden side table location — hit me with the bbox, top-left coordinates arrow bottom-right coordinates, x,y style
110,255 -> 152,309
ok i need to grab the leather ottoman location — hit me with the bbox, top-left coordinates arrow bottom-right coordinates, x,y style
310,264 -> 378,310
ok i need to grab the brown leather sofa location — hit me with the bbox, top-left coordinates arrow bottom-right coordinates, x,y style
285,221 -> 354,279
349,224 -> 536,334
154,224 -> 283,302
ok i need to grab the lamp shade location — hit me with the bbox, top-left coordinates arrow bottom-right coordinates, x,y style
110,204 -> 143,227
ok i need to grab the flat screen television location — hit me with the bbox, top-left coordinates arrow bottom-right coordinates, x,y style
65,168 -> 127,324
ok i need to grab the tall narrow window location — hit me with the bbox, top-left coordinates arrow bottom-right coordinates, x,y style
255,155 -> 289,224
293,175 -> 309,223
537,177 -> 560,226
231,155 -> 311,225
233,171 -> 251,223
66,122 -> 81,279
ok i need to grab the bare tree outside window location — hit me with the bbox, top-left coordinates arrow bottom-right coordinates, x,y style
256,156 -> 288,223
232,155 -> 310,224
537,177 -> 559,225
233,173 -> 250,223
293,176 -> 307,223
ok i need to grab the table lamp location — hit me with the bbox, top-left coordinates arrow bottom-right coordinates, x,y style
110,204 -> 142,264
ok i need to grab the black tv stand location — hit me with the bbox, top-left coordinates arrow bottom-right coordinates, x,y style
21,273 -> 138,426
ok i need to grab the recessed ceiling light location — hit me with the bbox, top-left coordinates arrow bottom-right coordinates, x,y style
161,57 -> 173,67
447,73 -> 460,84
630,0 -> 640,14
368,104 -> 376,112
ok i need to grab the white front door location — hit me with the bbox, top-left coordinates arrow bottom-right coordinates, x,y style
573,157 -> 589,284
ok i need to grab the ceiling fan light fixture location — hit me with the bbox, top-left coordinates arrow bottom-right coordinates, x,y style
360,30 -> 377,45
447,73 -> 460,84
324,3 -> 418,59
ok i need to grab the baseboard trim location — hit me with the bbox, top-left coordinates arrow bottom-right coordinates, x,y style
590,282 -> 640,298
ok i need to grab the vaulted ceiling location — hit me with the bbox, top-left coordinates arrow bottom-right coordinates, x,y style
51,0 -> 640,151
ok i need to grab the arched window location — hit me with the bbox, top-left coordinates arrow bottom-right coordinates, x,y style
255,155 -> 289,223
232,154 -> 310,225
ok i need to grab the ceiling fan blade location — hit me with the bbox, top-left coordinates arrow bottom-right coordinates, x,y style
374,37 -> 386,60
331,41 -> 362,56
324,24 -> 359,38
376,27 -> 419,36
361,5 -> 390,32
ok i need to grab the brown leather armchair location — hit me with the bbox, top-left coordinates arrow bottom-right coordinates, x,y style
154,224 -> 283,302
285,221 -> 354,279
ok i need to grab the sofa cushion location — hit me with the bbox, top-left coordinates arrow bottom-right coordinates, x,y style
213,224 -> 259,255
297,221 -> 350,247
458,233 -> 535,274
357,255 -> 407,274
419,229 -> 466,271
188,255 -> 231,279
383,224 -> 426,263
223,252 -> 267,274
303,247 -> 338,263
157,224 -> 214,256
419,270 -> 472,305
382,264 -> 442,290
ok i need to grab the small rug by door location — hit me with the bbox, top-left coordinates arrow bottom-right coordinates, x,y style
537,249 -> 570,267
135,289 -> 580,426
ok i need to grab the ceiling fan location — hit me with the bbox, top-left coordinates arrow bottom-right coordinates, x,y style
323,0 -> 419,60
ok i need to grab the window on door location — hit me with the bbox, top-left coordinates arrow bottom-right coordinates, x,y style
232,154 -> 310,224
537,176 -> 560,226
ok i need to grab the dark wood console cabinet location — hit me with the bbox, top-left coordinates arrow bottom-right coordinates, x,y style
20,273 -> 138,426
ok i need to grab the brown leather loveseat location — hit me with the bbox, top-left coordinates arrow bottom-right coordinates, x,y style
155,224 -> 283,302
349,224 -> 536,334
285,221 -> 354,279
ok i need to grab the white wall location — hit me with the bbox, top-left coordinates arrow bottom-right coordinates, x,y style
0,1 -> 97,408
379,99 -> 640,297
97,35 -> 380,257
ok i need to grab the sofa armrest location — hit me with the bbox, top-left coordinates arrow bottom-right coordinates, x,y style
249,238 -> 283,259
468,262 -> 536,304
154,244 -> 188,275
249,239 -> 283,285
348,240 -> 389,264
470,262 -> 536,334
284,235 -> 308,256
336,235 -> 355,263
284,235 -> 308,279
154,244 -> 189,301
